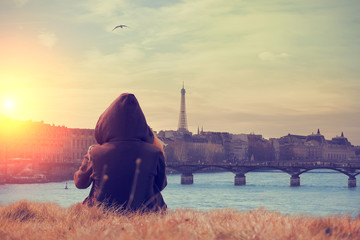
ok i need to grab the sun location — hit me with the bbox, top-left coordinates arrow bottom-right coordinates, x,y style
2,98 -> 16,115
4,99 -> 14,110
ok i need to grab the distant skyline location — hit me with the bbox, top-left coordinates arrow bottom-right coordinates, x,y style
1,0 -> 360,145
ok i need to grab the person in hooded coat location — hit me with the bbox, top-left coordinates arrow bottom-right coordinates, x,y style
74,93 -> 167,212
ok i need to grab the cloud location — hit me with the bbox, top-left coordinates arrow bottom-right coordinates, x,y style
79,0 -> 129,18
33,0 -> 359,144
13,0 -> 29,7
38,32 -> 57,49
258,52 -> 289,61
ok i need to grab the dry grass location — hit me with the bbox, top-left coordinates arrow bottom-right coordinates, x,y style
0,201 -> 359,240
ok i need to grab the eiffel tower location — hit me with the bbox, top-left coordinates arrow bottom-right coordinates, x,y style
177,83 -> 188,133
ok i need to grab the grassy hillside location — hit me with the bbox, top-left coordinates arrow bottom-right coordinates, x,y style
1,201 -> 359,240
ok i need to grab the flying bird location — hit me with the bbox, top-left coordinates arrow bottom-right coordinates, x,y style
112,25 -> 128,31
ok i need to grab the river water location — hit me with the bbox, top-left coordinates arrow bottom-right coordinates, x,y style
0,170 -> 359,218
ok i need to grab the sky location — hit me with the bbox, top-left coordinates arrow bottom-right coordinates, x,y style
1,0 -> 360,145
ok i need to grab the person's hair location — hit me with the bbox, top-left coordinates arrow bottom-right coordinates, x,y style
152,130 -> 165,157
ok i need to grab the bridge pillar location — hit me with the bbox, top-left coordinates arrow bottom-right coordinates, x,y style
234,173 -> 246,186
290,175 -> 300,187
348,176 -> 356,188
181,173 -> 193,185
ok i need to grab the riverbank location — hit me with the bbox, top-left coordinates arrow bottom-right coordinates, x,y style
1,201 -> 359,240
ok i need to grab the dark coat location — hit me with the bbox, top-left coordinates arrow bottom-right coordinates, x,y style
74,93 -> 167,212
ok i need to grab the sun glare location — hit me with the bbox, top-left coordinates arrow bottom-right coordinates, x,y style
4,99 -> 14,110
2,98 -> 16,115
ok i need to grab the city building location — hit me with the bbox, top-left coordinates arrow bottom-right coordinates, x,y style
0,118 -> 97,181
275,129 -> 358,162
68,128 -> 96,162
0,118 -> 97,164
229,134 -> 248,162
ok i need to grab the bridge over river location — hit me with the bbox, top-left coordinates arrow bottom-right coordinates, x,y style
167,161 -> 360,188
2,158 -> 359,187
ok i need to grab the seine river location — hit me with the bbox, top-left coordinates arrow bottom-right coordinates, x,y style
1,170 -> 359,218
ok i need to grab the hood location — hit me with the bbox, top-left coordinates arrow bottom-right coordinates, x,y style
95,93 -> 154,144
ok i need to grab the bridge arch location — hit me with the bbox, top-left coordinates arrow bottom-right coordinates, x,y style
167,165 -> 234,174
231,166 -> 293,175
295,167 -> 358,178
